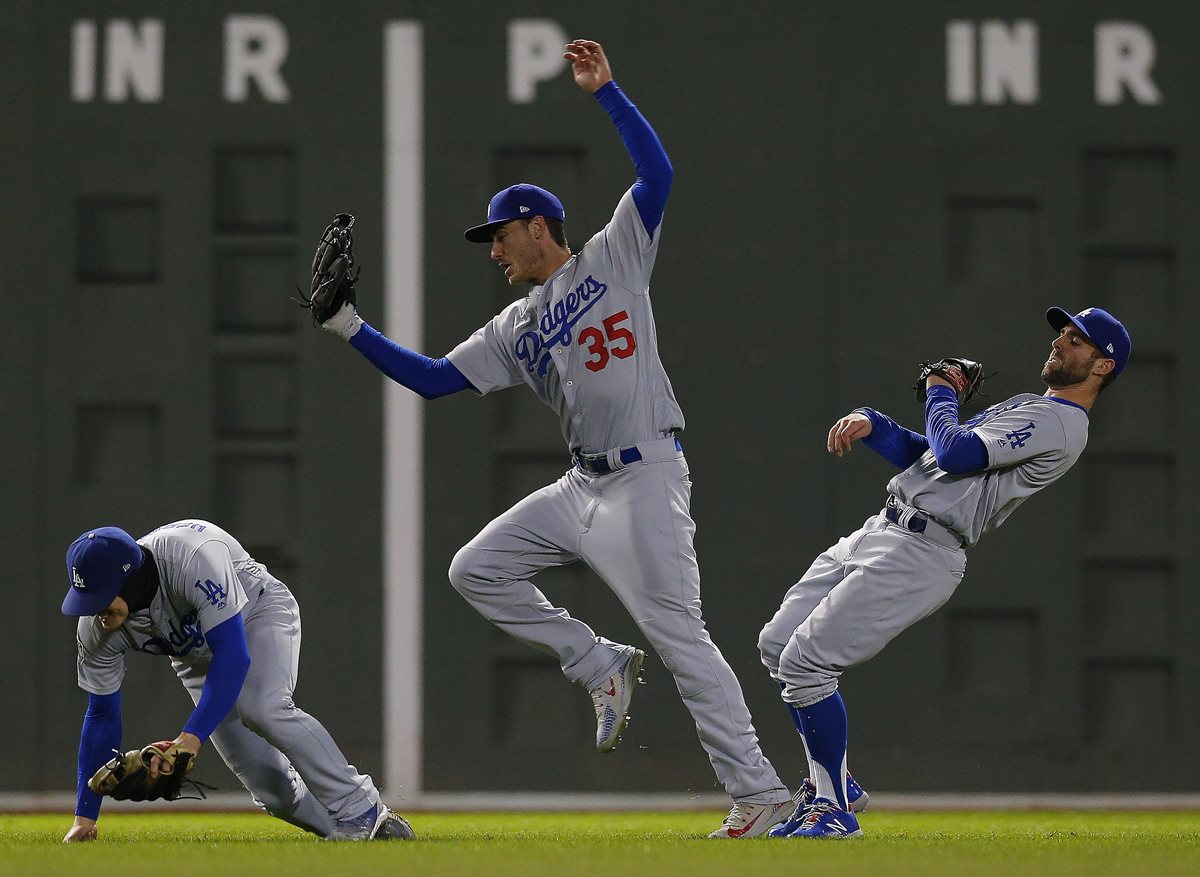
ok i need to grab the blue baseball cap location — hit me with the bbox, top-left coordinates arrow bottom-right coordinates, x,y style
1046,306 -> 1131,378
464,183 -> 566,243
62,527 -> 144,616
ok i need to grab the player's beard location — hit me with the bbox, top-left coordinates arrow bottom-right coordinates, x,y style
1041,352 -> 1097,388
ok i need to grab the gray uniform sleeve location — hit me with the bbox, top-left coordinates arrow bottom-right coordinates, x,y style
446,300 -> 526,395
76,617 -> 127,696
182,539 -> 250,632
589,188 -> 661,293
974,403 -> 1070,471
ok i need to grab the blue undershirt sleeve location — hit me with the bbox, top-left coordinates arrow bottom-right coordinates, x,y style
856,407 -> 930,469
924,385 -> 989,474
181,614 -> 251,741
349,323 -> 474,399
76,691 -> 122,820
594,81 -> 673,237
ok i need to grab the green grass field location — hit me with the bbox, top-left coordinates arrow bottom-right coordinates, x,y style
3,810 -> 1199,877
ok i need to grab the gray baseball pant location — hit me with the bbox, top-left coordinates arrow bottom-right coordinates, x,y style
448,441 -> 789,805
759,513 -> 967,706
176,579 -> 379,837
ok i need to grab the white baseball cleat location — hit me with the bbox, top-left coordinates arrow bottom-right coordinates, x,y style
590,649 -> 645,752
707,798 -> 793,839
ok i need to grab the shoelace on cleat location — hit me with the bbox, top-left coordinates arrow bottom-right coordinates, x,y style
799,801 -> 841,828
722,801 -> 757,828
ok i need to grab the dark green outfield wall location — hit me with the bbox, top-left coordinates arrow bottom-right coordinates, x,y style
3,1 -> 1196,795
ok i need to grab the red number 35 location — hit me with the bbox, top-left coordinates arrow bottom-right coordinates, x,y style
578,310 -> 638,372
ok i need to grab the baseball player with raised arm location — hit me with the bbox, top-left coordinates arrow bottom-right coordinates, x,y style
757,306 -> 1131,838
311,39 -> 792,836
61,519 -> 414,843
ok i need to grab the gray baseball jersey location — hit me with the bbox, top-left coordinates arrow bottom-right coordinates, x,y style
760,393 -> 1096,812
447,188 -> 684,454
75,519 -> 380,833
76,520 -> 260,694
444,190 -> 789,805
762,391 -> 1093,710
888,394 -> 1090,546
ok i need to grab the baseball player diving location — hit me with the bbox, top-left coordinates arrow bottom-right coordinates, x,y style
757,306 -> 1131,837
300,38 -> 792,836
61,519 -> 414,843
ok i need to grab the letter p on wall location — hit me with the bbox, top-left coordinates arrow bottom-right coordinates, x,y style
508,19 -> 568,104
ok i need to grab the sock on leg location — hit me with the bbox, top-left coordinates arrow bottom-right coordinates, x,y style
788,691 -> 849,810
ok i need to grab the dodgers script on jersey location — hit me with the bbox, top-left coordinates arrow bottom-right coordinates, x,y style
888,394 -> 1090,546
76,520 -> 267,694
447,189 -> 684,454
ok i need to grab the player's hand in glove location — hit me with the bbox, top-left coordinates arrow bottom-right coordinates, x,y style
913,357 -> 986,405
88,739 -> 204,802
295,213 -> 363,340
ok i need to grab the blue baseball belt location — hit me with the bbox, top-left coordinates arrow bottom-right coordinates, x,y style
884,495 -> 964,549
574,436 -> 684,476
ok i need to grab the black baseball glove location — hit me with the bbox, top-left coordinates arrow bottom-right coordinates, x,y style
913,357 -> 987,405
294,213 -> 359,325
87,741 -> 208,802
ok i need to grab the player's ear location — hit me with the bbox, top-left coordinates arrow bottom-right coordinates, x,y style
1094,357 -> 1115,377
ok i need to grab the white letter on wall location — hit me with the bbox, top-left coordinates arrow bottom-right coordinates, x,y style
1096,22 -> 1161,105
508,19 -> 567,104
225,15 -> 291,103
71,19 -> 96,101
946,20 -> 975,104
104,19 -> 163,102
980,20 -> 1038,104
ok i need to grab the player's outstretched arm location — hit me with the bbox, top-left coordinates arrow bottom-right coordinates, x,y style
568,38 -> 673,238
350,325 -> 474,399
177,614 -> 250,746
70,689 -> 122,840
845,407 -> 930,469
301,213 -> 473,398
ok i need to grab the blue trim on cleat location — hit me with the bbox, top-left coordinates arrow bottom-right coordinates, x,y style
331,802 -> 383,841
768,780 -> 816,837
767,773 -> 869,838
787,799 -> 863,839
847,772 -> 870,812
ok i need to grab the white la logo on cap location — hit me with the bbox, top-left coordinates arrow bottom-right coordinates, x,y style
72,568 -> 86,589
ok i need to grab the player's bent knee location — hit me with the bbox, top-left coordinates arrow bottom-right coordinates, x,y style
757,622 -> 786,673
779,669 -> 837,705
778,637 -> 837,689
757,642 -> 780,675
447,546 -> 484,594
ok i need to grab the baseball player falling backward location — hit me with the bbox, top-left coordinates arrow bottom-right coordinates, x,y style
757,306 -> 1131,838
314,39 -> 792,836
60,520 -> 414,843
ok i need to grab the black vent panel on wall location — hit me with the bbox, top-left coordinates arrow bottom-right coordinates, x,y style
76,197 -> 161,284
